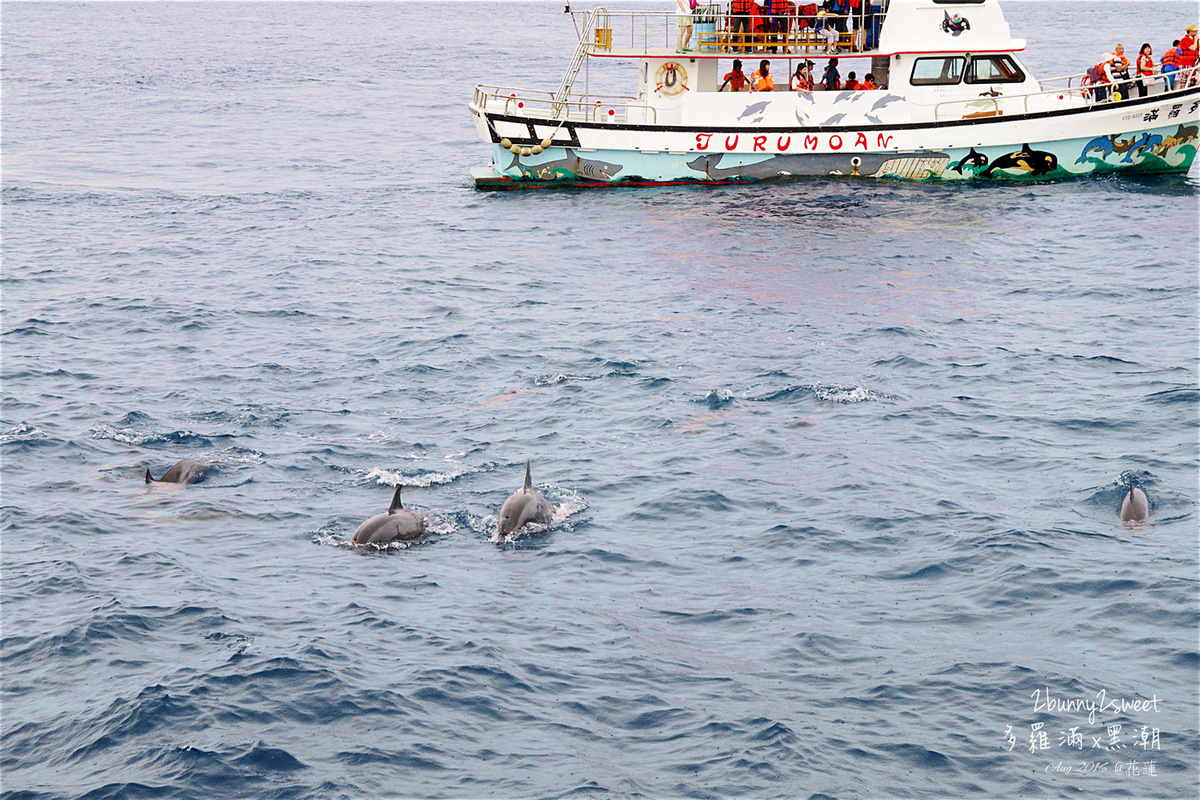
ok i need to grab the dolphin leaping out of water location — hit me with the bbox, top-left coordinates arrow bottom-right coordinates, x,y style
1118,478 -> 1150,523
352,485 -> 426,545
496,461 -> 553,541
145,458 -> 209,484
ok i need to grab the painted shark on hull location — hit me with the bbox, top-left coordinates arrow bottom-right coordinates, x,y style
506,149 -> 624,181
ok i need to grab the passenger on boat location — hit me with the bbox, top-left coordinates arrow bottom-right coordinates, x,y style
765,0 -> 789,53
1092,53 -> 1117,102
1135,43 -> 1155,98
729,0 -> 754,52
752,59 -> 775,91
1160,39 -> 1181,90
815,3 -> 834,28
675,0 -> 694,54
720,59 -> 750,91
790,60 -> 814,92
1112,44 -> 1133,99
847,0 -> 862,32
820,58 -> 841,90
861,73 -> 877,90
1180,24 -> 1198,83
843,70 -> 859,90
830,0 -> 849,33
821,21 -> 840,53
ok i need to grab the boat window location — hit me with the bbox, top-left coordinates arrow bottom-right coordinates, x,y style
910,57 -> 965,86
966,55 -> 1026,83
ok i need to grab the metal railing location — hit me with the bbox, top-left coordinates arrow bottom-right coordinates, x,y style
933,65 -> 1199,121
578,7 -> 880,54
472,84 -> 658,125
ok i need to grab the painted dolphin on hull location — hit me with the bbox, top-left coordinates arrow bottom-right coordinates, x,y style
146,458 -> 209,484
737,101 -> 770,120
352,485 -> 426,545
496,461 -> 553,541
1118,479 -> 1150,523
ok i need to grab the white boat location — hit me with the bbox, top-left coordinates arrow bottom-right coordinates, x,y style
469,0 -> 1199,187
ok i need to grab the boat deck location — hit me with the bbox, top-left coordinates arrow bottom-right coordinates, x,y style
595,30 -> 875,59
584,7 -> 882,59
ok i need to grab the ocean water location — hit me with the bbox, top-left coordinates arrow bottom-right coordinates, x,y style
2,2 -> 1198,799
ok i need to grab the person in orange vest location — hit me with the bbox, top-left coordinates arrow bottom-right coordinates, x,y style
820,57 -> 840,89
843,70 -> 859,90
1161,39 -> 1181,90
1092,53 -> 1117,102
720,59 -> 750,91
729,0 -> 755,52
1180,23 -> 1198,83
790,60 -> 814,92
861,73 -> 877,90
1135,43 -> 1155,97
752,59 -> 774,91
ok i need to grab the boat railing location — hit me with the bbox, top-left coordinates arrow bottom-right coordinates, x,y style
473,84 -> 658,124
934,66 -> 1199,121
1038,64 -> 1199,93
574,5 -> 881,54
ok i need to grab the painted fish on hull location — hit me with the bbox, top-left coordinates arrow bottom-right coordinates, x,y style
1153,123 -> 1199,156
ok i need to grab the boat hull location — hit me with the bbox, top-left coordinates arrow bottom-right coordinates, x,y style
473,89 -> 1200,187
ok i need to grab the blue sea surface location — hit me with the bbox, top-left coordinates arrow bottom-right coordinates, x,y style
2,2 -> 1198,798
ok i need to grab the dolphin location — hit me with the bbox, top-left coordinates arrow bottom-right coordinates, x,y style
870,94 -> 904,111
821,113 -> 847,126
832,91 -> 859,103
1122,132 -> 1163,162
1118,479 -> 1150,523
352,485 -> 426,545
145,458 -> 209,484
496,461 -> 553,540
1076,134 -> 1116,164
737,101 -> 770,120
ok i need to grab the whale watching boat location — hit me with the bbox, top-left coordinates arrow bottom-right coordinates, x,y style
469,0 -> 1199,187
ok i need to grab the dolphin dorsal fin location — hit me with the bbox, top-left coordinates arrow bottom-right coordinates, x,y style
1126,477 -> 1136,501
524,460 -> 533,492
388,485 -> 404,513
145,469 -> 154,484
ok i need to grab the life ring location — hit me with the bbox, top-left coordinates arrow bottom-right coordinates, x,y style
655,62 -> 689,96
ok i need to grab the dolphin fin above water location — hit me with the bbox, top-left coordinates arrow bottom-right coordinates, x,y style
352,484 -> 426,545
146,458 -> 210,484
496,460 -> 554,541
1118,478 -> 1150,523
